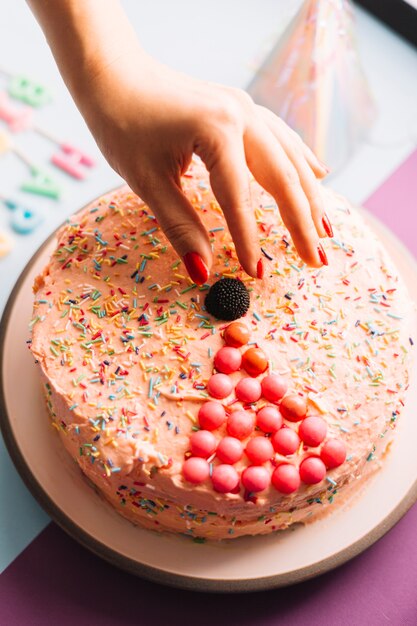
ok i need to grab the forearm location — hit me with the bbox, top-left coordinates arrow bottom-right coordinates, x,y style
27,0 -> 146,107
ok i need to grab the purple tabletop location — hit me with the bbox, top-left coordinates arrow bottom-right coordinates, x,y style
1,150 -> 416,625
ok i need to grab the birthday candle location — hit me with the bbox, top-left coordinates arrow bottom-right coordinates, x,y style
1,197 -> 44,234
0,91 -> 33,132
0,230 -> 14,257
8,74 -> 52,108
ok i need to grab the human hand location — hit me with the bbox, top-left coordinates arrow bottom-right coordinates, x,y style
28,0 -> 331,284
80,51 -> 331,284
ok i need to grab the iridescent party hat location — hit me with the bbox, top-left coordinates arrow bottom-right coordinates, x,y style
248,0 -> 376,171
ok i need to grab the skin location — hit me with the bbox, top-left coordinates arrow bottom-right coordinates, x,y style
28,0 -> 330,279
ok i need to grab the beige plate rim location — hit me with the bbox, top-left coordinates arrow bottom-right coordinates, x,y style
1,198 -> 417,593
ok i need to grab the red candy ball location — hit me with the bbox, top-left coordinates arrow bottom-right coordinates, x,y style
272,427 -> 300,455
227,410 -> 255,440
280,394 -> 307,422
207,373 -> 233,399
241,347 -> 268,377
261,374 -> 288,404
198,401 -> 226,431
241,466 -> 271,493
320,439 -> 346,469
211,464 -> 240,493
256,406 -> 283,433
190,430 -> 217,458
299,416 -> 327,447
223,321 -> 250,348
235,377 -> 262,403
271,464 -> 300,494
299,456 -> 326,484
214,346 -> 242,374
216,437 -> 244,464
245,436 -> 274,464
182,457 -> 210,484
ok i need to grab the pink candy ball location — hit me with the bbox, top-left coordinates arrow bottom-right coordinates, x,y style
214,346 -> 242,374
299,456 -> 326,484
235,377 -> 262,403
272,427 -> 300,456
241,466 -> 271,493
320,439 -> 346,469
190,430 -> 217,458
182,457 -> 210,484
211,464 -> 240,493
227,410 -> 255,440
216,437 -> 244,464
207,373 -> 233,399
198,401 -> 226,431
256,406 -> 282,433
245,436 -> 274,464
299,416 -> 327,447
261,374 -> 288,404
271,464 -> 300,494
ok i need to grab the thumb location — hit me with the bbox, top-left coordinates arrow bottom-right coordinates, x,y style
145,177 -> 212,285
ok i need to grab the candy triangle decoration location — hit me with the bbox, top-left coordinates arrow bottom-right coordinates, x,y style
8,75 -> 52,108
21,167 -> 61,199
247,0 -> 376,171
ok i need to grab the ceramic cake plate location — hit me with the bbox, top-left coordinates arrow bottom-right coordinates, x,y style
1,206 -> 417,593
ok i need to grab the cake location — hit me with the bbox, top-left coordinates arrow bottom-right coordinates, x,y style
29,159 -> 415,540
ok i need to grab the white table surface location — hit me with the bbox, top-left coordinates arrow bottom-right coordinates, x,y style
0,0 -> 416,573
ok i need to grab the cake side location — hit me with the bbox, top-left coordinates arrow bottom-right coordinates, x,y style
30,160 -> 415,539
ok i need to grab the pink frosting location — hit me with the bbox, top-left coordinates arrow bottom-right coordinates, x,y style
30,159 -> 414,540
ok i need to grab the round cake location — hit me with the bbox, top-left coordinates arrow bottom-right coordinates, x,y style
30,159 -> 415,540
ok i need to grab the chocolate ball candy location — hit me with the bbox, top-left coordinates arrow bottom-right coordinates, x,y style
256,406 -> 282,433
241,347 -> 268,377
198,401 -> 226,431
245,436 -> 274,464
299,456 -> 326,484
207,373 -> 233,399
271,464 -> 300,494
241,466 -> 271,493
211,464 -> 240,493
216,437 -> 244,464
227,410 -> 255,440
190,430 -> 217,458
182,457 -> 210,484
214,346 -> 242,374
223,321 -> 250,348
280,394 -> 307,422
235,377 -> 262,403
299,416 -> 327,447
272,427 -> 300,455
261,374 -> 288,403
320,439 -> 346,468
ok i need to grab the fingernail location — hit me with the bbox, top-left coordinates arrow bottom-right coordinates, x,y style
322,213 -> 334,238
182,251 -> 209,285
257,258 -> 264,279
317,243 -> 328,266
318,159 -> 331,174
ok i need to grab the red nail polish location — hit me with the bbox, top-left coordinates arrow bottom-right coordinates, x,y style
257,258 -> 264,279
318,159 -> 331,174
322,213 -> 334,238
182,252 -> 209,285
317,243 -> 328,266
